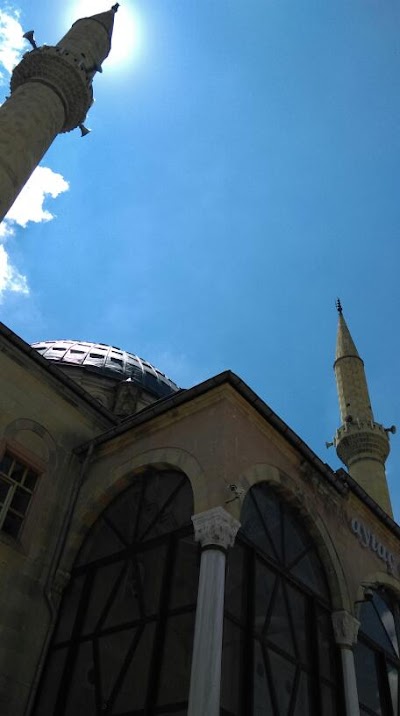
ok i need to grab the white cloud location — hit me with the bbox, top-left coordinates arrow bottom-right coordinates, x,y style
0,8 -> 25,82
0,166 -> 70,299
0,244 -> 28,300
0,8 -> 70,301
4,166 -> 70,228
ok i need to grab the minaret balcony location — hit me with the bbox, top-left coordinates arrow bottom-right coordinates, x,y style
334,420 -> 390,467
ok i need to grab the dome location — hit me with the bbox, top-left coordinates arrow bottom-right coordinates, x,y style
32,340 -> 179,400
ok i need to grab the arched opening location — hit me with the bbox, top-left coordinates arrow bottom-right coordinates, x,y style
355,588 -> 400,715
33,469 -> 199,716
221,481 -> 341,715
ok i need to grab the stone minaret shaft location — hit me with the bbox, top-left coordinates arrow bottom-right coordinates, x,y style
333,306 -> 393,516
0,5 -> 119,223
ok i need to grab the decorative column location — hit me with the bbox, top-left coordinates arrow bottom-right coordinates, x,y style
188,506 -> 240,716
332,610 -> 361,716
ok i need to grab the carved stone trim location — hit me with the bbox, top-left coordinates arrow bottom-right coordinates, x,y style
11,47 -> 93,131
332,610 -> 360,647
192,507 -> 240,550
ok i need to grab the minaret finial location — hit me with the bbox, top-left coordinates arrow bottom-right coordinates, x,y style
335,297 -> 343,314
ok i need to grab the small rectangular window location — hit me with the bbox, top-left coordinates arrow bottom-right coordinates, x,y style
0,451 -> 39,539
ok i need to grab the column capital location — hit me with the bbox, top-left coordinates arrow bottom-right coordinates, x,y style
192,507 -> 240,550
332,610 -> 360,647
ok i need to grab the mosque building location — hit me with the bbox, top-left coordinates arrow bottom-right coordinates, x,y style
0,5 -> 399,716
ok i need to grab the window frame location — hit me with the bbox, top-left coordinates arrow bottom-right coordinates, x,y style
0,443 -> 42,540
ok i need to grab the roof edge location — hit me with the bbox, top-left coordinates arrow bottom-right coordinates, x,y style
0,322 -> 118,426
74,369 -> 345,493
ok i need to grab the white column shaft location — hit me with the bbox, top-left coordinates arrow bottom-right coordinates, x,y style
341,647 -> 360,716
187,548 -> 226,716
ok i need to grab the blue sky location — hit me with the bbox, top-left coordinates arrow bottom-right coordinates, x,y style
1,1 -> 400,518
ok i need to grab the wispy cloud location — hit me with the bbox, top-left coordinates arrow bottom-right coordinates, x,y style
0,243 -> 28,299
0,6 -> 70,300
0,7 -> 24,82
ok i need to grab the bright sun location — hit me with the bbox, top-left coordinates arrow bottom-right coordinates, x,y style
65,1 -> 142,68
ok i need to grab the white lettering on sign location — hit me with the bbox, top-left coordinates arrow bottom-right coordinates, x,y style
350,517 -> 395,570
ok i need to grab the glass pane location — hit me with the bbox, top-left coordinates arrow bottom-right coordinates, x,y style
0,453 -> 13,476
10,486 -> 31,514
286,583 -> 308,663
253,640 -> 273,716
267,648 -> 296,715
225,543 -> 245,622
374,593 -> 399,656
64,641 -> 97,715
293,671 -> 311,715
283,508 -> 310,568
264,580 -> 296,659
83,561 -> 126,634
138,475 -> 192,541
157,612 -> 196,706
355,641 -> 382,714
33,648 -> 67,715
290,549 -> 328,598
104,546 -> 167,628
387,664 -> 398,715
169,534 -> 199,610
241,485 -> 282,561
102,559 -> 143,630
112,623 -> 156,712
10,460 -> 25,483
98,628 -> 137,707
320,684 -> 337,716
0,477 -> 10,503
359,600 -> 395,655
104,479 -> 143,545
53,575 -> 85,643
316,608 -> 336,679
254,559 -> 276,637
2,510 -> 23,538
24,470 -> 38,491
76,518 -> 126,566
221,618 -> 243,714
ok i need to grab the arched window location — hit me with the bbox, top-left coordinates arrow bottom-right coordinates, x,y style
222,482 -> 340,715
355,589 -> 400,715
34,469 -> 199,716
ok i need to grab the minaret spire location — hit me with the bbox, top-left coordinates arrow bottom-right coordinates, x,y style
0,5 -> 118,223
332,303 -> 394,516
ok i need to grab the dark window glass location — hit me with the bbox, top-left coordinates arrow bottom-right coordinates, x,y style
0,453 -> 13,476
34,470 -> 197,716
10,486 -> 31,514
2,511 -> 23,538
0,477 -> 10,503
222,482 -> 339,715
356,589 -> 400,716
220,619 -> 243,715
355,641 -> 382,714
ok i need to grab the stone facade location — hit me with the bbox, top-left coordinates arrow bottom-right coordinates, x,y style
0,321 -> 399,714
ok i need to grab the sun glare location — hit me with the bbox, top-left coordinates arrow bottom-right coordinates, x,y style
65,1 -> 142,68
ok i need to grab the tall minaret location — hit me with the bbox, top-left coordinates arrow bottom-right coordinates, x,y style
333,300 -> 394,516
0,4 -> 119,223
